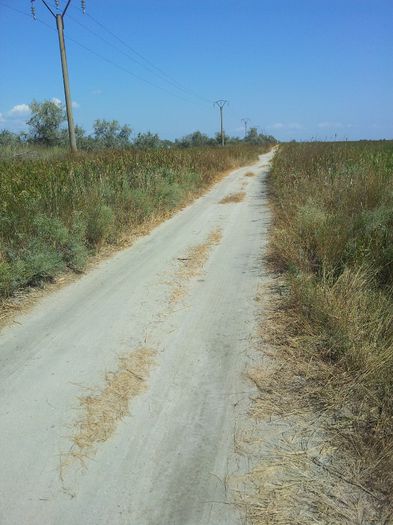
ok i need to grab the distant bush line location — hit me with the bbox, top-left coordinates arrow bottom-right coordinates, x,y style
0,99 -> 276,155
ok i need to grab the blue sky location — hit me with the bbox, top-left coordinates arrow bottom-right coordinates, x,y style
0,0 -> 392,141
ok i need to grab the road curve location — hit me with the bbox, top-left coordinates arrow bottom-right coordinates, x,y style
0,149 -> 275,525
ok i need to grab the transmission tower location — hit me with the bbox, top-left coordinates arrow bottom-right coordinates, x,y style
31,0 -> 86,152
214,100 -> 228,146
241,118 -> 251,138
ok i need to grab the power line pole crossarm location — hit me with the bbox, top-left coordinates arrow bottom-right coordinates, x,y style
32,0 -> 85,153
214,100 -> 228,146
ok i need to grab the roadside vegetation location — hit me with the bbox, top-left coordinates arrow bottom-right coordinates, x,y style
0,99 -> 275,302
268,140 -> 393,504
0,101 -> 275,302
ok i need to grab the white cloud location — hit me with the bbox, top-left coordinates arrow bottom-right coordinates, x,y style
318,121 -> 340,128
51,98 -> 79,108
269,122 -> 303,130
91,89 -> 102,95
9,103 -> 30,116
0,112 -> 5,123
318,121 -> 352,129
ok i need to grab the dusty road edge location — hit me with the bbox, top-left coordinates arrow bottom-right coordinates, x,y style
229,283 -> 390,522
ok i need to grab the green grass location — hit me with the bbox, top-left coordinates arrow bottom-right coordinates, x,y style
0,145 -> 269,300
269,140 -> 393,499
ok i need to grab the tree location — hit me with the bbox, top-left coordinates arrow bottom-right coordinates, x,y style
214,131 -> 237,145
0,130 -> 20,147
176,131 -> 213,148
27,100 -> 66,146
117,124 -> 133,147
60,125 -> 91,149
244,127 -> 276,145
93,119 -> 132,148
133,131 -> 162,149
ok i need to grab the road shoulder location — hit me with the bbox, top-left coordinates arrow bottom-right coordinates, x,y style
230,276 -> 389,524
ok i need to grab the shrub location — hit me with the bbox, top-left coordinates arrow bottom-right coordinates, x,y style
85,205 -> 115,247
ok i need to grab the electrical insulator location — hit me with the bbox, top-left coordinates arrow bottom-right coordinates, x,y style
81,0 -> 86,14
31,0 -> 36,20
55,0 -> 60,7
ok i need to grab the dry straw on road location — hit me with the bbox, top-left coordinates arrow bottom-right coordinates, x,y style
170,228 -> 222,304
62,347 -> 155,473
219,192 -> 246,204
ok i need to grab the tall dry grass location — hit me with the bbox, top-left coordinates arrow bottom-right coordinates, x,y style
268,140 -> 393,501
0,145 -> 269,301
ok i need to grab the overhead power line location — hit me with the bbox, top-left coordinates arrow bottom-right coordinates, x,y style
1,2 -> 246,137
84,11 -> 213,105
68,13 -> 207,102
0,2 -> 203,105
0,1 -> 34,18
64,34 -> 200,104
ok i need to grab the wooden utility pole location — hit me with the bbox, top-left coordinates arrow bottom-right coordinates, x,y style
214,100 -> 228,146
31,0 -> 85,153
56,11 -> 77,152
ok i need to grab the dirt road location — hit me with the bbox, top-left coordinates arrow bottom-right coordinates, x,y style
0,149 -> 275,525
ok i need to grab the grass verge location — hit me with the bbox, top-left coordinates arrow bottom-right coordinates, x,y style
266,141 -> 393,510
234,278 -> 389,524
